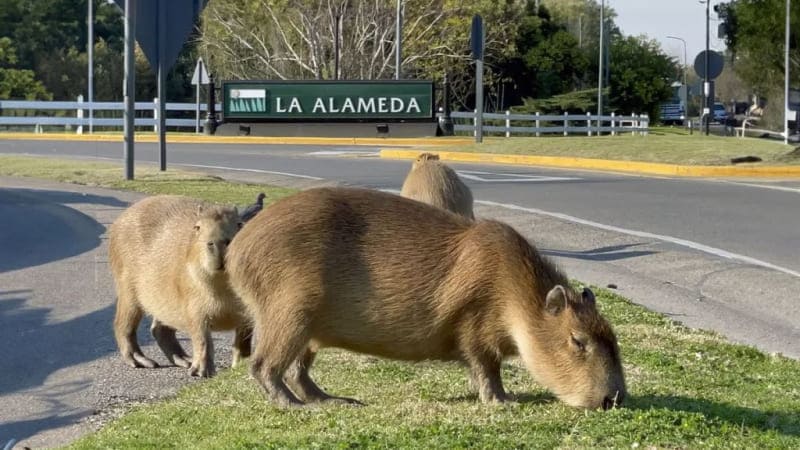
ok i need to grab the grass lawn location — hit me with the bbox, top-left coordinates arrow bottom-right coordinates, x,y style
441,128 -> 799,166
3,154 -> 798,448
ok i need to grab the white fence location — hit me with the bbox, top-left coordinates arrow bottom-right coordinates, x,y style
451,110 -> 649,136
0,97 -> 220,133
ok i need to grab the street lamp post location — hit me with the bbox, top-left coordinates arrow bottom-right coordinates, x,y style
666,35 -> 687,88
785,0 -> 791,145
703,0 -> 710,136
597,0 -> 605,133
395,0 -> 402,80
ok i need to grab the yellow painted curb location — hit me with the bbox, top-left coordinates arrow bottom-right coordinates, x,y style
0,132 -> 472,147
380,149 -> 800,178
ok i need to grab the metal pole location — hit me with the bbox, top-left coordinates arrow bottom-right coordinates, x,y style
87,0 -> 94,134
195,60 -> 201,133
123,0 -> 136,180
597,0 -> 604,133
476,58 -> 483,143
157,0 -> 166,171
666,36 -> 687,87
785,0 -> 791,145
334,14 -> 340,80
704,0 -> 710,136
395,0 -> 402,80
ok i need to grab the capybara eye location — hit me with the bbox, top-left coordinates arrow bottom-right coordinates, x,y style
207,242 -> 214,248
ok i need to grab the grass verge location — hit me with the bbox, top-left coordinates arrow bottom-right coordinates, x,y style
3,154 -> 798,448
439,130 -> 798,166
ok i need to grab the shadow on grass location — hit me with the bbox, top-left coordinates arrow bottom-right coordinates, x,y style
444,391 -> 557,405
630,394 -> 800,437
542,243 -> 656,262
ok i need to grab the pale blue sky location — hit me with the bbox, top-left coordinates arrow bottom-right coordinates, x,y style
609,0 -> 727,67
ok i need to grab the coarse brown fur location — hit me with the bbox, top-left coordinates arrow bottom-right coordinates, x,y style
226,187 -> 626,408
400,152 -> 474,219
109,195 -> 251,377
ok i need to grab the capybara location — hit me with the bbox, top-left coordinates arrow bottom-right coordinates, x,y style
400,152 -> 474,219
109,195 -> 250,377
226,187 -> 625,408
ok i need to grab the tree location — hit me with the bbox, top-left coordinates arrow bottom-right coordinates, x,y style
0,38 -> 51,100
607,35 -> 676,119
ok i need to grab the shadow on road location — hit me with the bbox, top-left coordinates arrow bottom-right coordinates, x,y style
0,290 -> 117,397
0,188 -> 124,273
542,243 -> 656,262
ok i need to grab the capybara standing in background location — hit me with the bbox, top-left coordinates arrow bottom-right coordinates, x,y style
400,152 -> 474,219
226,187 -> 625,409
109,195 -> 250,377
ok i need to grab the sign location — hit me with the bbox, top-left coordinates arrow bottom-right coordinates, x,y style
693,50 -> 724,80
113,0 -> 208,72
221,81 -> 434,121
191,58 -> 210,85
471,15 -> 484,60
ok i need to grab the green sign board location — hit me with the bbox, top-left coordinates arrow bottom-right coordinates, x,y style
221,80 -> 434,121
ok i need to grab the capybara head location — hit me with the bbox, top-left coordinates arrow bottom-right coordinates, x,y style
526,285 -> 626,409
193,206 -> 242,273
414,152 -> 440,167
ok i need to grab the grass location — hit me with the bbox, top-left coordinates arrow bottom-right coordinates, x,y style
4,154 -> 798,448
441,128 -> 799,166
0,154 -> 296,205
65,289 -> 800,449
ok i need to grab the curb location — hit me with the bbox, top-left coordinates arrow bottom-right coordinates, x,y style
379,149 -> 800,178
0,132 -> 472,147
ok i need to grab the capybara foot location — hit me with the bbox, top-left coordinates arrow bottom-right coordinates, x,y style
123,352 -> 158,369
188,362 -> 215,378
172,355 -> 192,369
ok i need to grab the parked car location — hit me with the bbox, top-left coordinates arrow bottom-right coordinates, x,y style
713,103 -> 729,123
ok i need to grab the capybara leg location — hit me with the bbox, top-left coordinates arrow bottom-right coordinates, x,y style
151,319 -> 191,368
232,325 -> 253,368
187,325 -> 215,378
284,348 -> 362,405
113,293 -> 157,369
250,354 -> 303,407
468,357 -> 508,403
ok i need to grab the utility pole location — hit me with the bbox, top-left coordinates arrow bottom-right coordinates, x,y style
123,0 -> 136,180
785,0 -> 791,145
704,0 -> 710,136
597,0 -> 605,133
395,0 -> 402,80
87,0 -> 94,134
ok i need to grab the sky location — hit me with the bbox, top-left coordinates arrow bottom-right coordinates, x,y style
609,0 -> 727,69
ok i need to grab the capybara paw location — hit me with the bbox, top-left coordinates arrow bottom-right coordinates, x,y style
172,355 -> 192,368
189,363 -> 215,378
130,353 -> 159,369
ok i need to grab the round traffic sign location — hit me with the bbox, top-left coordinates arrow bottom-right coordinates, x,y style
693,50 -> 724,80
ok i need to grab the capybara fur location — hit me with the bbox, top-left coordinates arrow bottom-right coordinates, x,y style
400,152 -> 474,219
109,195 -> 250,377
226,187 -> 625,408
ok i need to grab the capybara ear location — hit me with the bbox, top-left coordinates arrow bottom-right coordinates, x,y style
545,285 -> 568,315
197,204 -> 204,215
193,222 -> 201,232
582,287 -> 596,306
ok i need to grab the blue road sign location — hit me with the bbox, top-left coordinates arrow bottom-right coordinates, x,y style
113,0 -> 208,72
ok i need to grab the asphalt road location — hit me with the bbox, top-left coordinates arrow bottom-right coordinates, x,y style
1,138 -> 799,448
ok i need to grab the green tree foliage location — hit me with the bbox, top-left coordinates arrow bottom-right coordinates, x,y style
607,35 -> 676,119
0,38 -> 52,100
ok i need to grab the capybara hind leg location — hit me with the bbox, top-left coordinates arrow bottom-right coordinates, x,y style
187,325 -> 215,378
250,354 -> 303,407
113,293 -> 157,369
284,349 -> 362,405
232,325 -> 253,368
151,319 -> 191,368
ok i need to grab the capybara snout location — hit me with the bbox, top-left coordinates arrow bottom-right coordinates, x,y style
194,207 -> 241,272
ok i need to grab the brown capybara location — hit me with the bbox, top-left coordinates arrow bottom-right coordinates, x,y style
109,195 -> 250,377
226,187 -> 625,409
400,152 -> 474,219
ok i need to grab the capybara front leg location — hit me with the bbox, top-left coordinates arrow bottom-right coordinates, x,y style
232,325 -> 252,368
187,325 -> 215,378
284,349 -> 362,405
113,292 -> 157,369
151,319 -> 191,368
464,351 -> 508,403
250,354 -> 303,407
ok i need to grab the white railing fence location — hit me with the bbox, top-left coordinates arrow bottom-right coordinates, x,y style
0,97 -> 221,133
449,110 -> 649,136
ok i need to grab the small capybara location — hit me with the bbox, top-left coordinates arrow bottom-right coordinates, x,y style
109,195 -> 250,377
400,152 -> 474,219
226,187 -> 625,408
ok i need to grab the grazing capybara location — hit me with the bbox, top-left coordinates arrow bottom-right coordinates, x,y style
226,187 -> 626,409
109,195 -> 250,377
400,152 -> 474,219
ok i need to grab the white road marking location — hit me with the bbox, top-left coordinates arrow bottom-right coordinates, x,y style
475,199 -> 800,279
456,170 -> 580,183
307,150 -> 379,156
716,180 -> 800,194
177,163 -> 324,180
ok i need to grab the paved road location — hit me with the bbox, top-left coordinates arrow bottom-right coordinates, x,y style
1,138 -> 799,448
